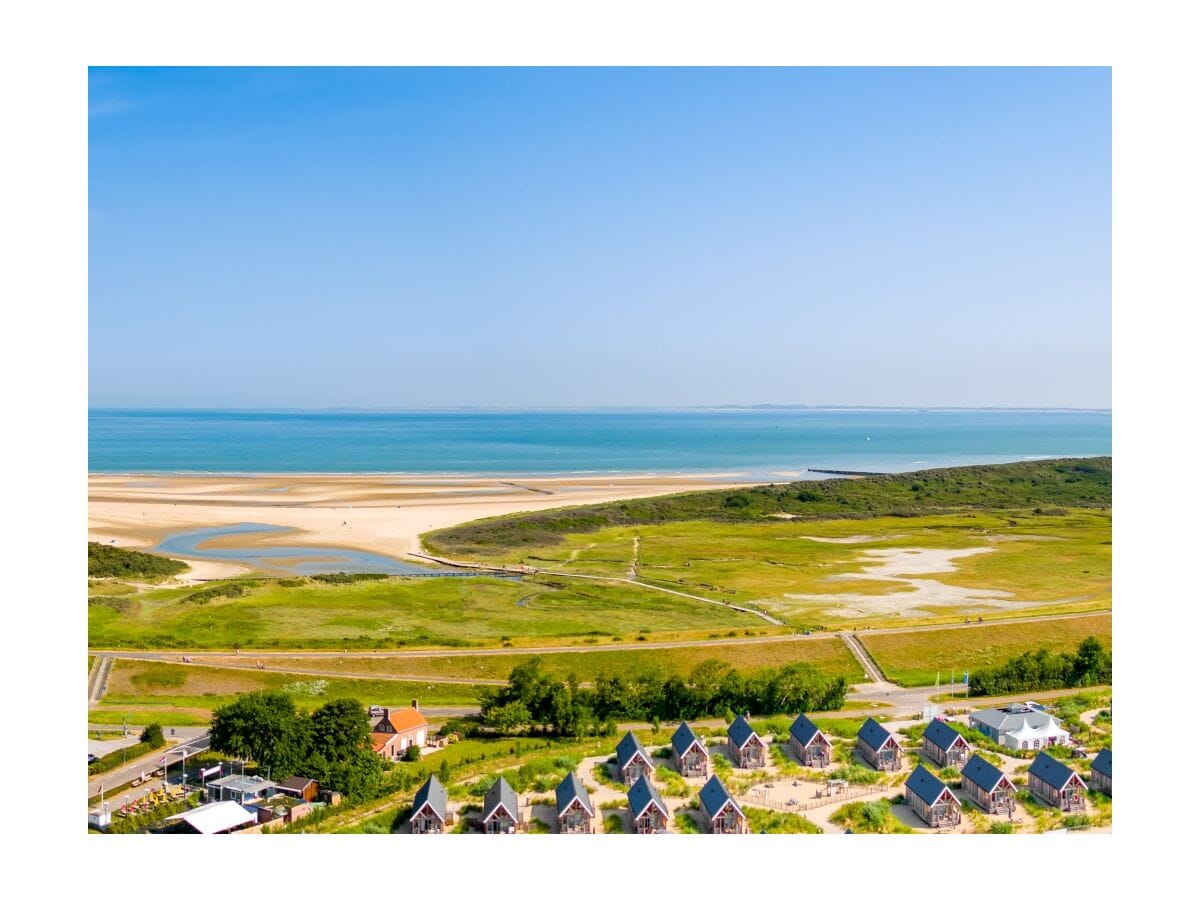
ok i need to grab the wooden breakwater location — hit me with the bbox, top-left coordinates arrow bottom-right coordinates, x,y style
808,468 -> 888,477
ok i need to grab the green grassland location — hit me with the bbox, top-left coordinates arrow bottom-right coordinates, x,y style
425,458 -> 1111,557
188,635 -> 864,683
859,613 -> 1112,686
420,510 -> 1111,628
88,574 -> 756,650
95,659 -> 486,720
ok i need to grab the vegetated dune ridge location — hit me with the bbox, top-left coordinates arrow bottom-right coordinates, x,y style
424,457 -> 1112,557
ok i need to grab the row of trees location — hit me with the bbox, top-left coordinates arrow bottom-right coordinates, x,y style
209,692 -> 384,801
480,658 -> 848,736
968,637 -> 1111,696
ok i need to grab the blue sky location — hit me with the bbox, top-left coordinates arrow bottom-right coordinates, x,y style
89,68 -> 1111,408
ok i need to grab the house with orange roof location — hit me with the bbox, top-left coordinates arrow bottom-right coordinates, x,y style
369,700 -> 428,761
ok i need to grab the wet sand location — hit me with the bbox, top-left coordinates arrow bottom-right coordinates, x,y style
88,473 -> 749,580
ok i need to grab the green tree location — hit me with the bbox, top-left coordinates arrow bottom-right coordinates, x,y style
140,723 -> 165,749
210,691 -> 310,779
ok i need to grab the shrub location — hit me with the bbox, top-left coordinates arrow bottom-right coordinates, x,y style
989,821 -> 1015,834
403,745 -> 421,763
140,724 -> 165,749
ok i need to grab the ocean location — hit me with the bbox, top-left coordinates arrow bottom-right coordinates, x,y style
88,408 -> 1112,476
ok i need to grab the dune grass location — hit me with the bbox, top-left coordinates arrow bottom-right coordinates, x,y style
858,613 -> 1112,686
88,573 -> 756,650
426,510 -> 1110,628
100,659 -> 488,716
197,635 -> 862,683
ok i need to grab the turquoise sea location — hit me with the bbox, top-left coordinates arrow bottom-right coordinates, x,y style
88,408 -> 1112,476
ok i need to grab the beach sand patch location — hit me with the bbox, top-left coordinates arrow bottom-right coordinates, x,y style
777,545 -> 1046,619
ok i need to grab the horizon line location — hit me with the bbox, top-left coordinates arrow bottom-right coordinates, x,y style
88,404 -> 1113,413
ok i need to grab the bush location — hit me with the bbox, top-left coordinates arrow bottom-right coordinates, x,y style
140,724 -> 165,749
403,745 -> 422,762
604,814 -> 624,834
88,543 -> 188,578
989,821 -> 1015,834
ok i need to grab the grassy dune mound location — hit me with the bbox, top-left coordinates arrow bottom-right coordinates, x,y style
88,542 -> 189,578
425,458 -> 1111,557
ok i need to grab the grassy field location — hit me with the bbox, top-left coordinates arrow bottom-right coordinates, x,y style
88,574 -> 758,650
419,510 -> 1111,628
94,659 -> 488,725
859,613 -> 1112,686
185,635 -> 864,682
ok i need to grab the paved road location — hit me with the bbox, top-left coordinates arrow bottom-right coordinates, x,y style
88,729 -> 211,807
840,633 -> 886,682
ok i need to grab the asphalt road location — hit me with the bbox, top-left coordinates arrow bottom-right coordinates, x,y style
88,728 -> 211,806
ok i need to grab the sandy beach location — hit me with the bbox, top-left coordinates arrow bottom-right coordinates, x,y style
88,473 -> 748,580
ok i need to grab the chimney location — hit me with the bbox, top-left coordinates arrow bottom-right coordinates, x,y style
411,698 -> 420,710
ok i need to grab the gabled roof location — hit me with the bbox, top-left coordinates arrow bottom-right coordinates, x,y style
923,718 -> 968,752
728,714 -> 760,750
906,765 -> 954,807
555,772 -> 594,818
857,717 -> 897,751
698,775 -> 742,818
789,713 -> 823,748
962,754 -> 1012,794
372,707 -> 427,734
483,776 -> 518,822
1029,752 -> 1085,791
279,775 -> 316,793
627,774 -> 667,821
1091,748 -> 1112,779
671,722 -> 707,756
616,731 -> 652,770
167,801 -> 257,834
412,775 -> 448,821
370,732 -> 399,753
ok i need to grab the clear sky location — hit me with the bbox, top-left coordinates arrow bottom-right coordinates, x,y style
89,67 -> 1111,409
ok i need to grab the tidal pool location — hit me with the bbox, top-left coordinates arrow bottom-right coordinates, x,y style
155,522 -> 447,576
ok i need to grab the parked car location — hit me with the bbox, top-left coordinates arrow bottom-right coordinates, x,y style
88,753 -> 98,765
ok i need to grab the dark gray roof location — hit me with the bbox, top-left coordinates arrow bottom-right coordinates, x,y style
962,754 -> 1010,793
1030,752 -> 1083,791
698,774 -> 741,818
906,765 -> 953,807
626,773 -> 667,820
412,775 -> 448,820
728,714 -> 759,750
789,713 -> 822,747
923,718 -> 968,752
483,776 -> 518,821
1091,747 -> 1111,779
671,722 -> 706,756
555,772 -> 594,818
616,731 -> 651,770
857,717 -> 896,751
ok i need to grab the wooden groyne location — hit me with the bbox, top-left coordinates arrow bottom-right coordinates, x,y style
808,468 -> 888,477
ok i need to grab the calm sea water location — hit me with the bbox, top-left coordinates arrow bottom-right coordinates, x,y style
88,408 -> 1112,476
